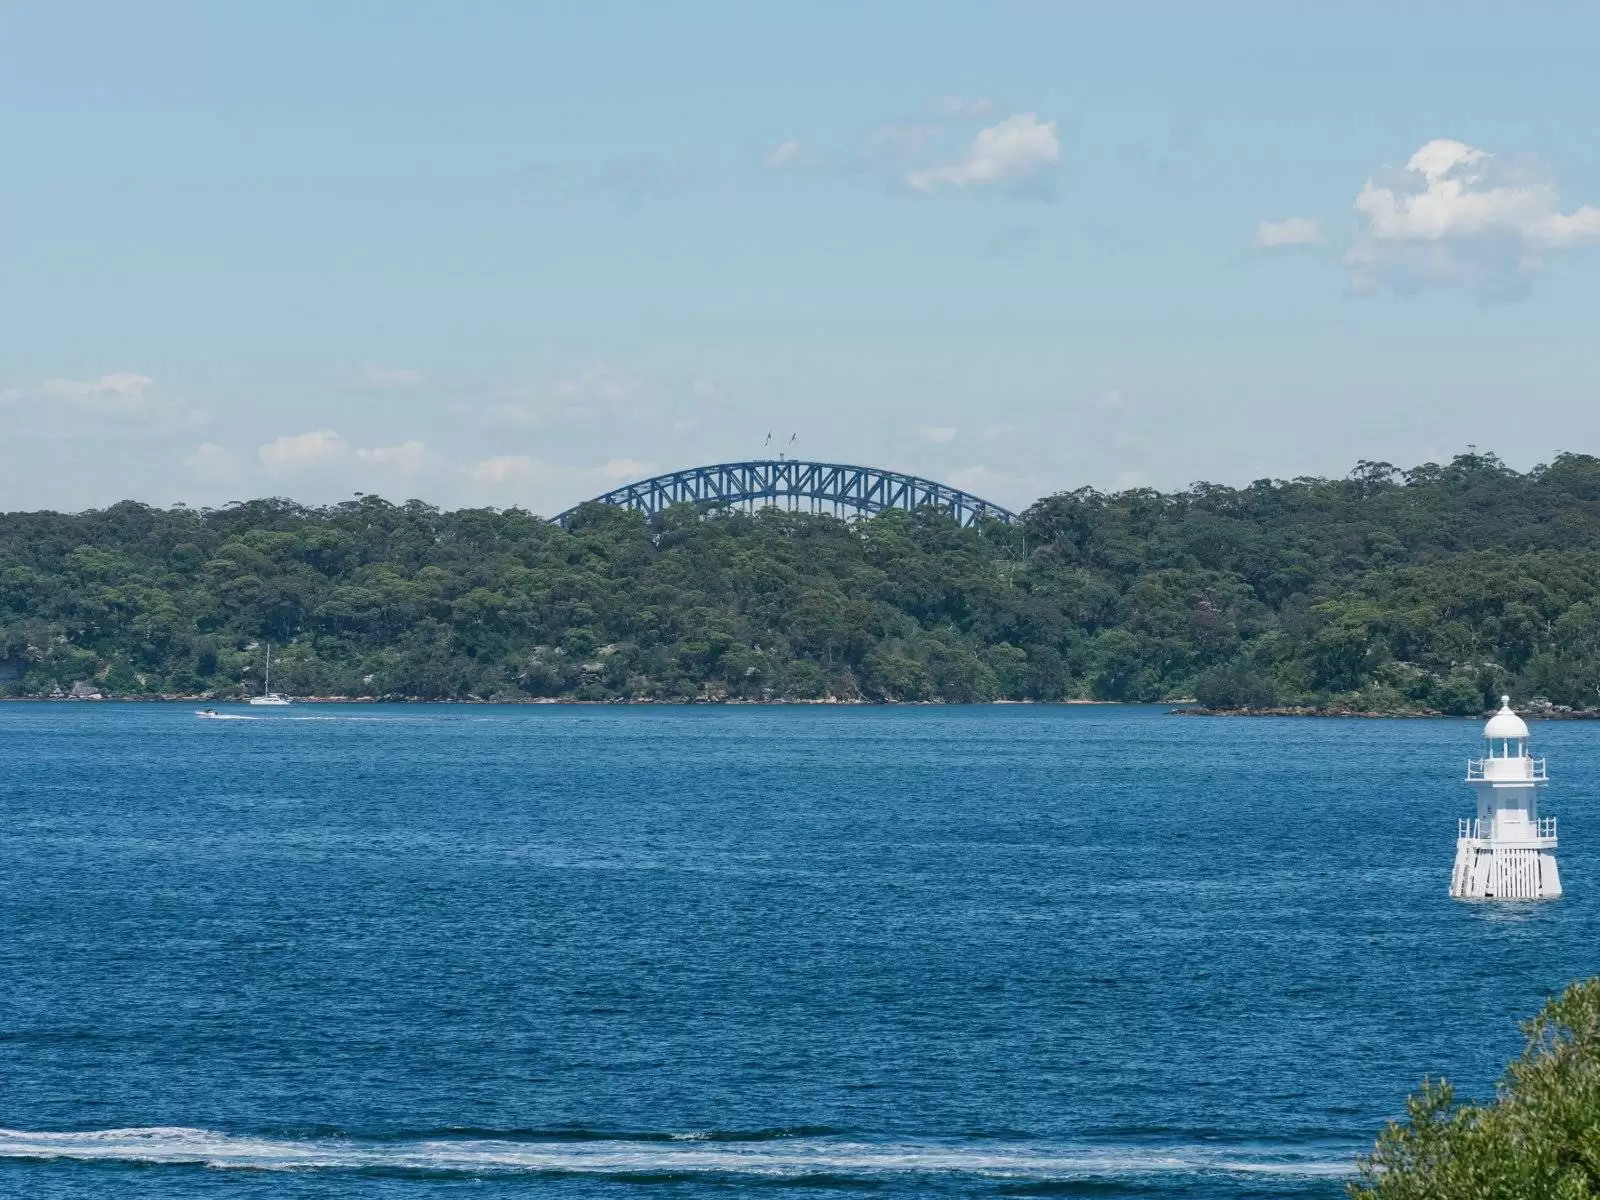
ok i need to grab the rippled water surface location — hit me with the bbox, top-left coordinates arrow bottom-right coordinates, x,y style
1,703 -> 1595,1198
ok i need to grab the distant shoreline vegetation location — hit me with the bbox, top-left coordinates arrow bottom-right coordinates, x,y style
5,451 -> 1600,713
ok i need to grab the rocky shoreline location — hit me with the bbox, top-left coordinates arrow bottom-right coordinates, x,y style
11,694 -> 1600,717
1170,705 -> 1600,719
3,693 -> 1090,706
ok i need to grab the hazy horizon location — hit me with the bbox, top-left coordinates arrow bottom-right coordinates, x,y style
1,446 -> 1564,521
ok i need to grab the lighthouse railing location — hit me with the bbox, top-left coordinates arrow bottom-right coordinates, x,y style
1456,816 -> 1557,842
1466,756 -> 1547,781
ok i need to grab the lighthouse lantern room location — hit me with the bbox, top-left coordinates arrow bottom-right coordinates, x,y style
1450,696 -> 1561,900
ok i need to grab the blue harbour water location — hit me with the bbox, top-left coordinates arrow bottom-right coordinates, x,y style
1,703 -> 1595,1198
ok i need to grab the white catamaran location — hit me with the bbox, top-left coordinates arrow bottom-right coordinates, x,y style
248,643 -> 292,706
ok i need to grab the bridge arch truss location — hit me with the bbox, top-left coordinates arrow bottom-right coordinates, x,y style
552,460 -> 1019,528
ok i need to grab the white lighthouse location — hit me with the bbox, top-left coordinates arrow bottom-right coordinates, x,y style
1450,696 -> 1561,900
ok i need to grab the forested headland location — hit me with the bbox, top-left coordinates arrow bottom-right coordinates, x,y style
5,451 -> 1600,712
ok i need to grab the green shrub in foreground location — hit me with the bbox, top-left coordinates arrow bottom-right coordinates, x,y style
1352,977 -> 1600,1199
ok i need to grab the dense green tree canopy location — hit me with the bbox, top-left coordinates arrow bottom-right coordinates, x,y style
4,450 -> 1600,707
1351,977 -> 1600,1199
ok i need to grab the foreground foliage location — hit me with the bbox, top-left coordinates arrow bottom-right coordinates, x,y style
1351,977 -> 1600,1199
5,451 -> 1600,704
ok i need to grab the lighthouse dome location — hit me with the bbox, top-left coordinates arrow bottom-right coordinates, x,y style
1483,696 -> 1529,740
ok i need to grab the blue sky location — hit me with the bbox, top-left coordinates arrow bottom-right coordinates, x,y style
4,1 -> 1599,515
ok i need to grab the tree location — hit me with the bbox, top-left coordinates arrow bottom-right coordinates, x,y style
1434,675 -> 1487,717
1350,977 -> 1600,1199
1193,661 -> 1279,710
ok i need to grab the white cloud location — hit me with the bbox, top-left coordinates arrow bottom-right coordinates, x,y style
255,431 -> 433,479
1350,138 -> 1600,295
1254,217 -> 1323,248
980,423 -> 1013,440
354,364 -> 422,387
33,371 -> 206,427
184,442 -> 243,484
1095,389 -> 1125,410
40,371 -> 154,413
355,439 -> 428,474
915,425 -> 958,443
258,429 -> 351,473
1406,139 -> 1485,183
1356,139 -> 1599,244
779,102 -> 1053,199
906,113 -> 1060,194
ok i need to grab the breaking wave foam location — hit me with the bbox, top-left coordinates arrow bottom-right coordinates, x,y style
0,1126 -> 1356,1181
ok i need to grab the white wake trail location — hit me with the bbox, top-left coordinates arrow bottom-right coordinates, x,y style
0,1126 -> 1356,1180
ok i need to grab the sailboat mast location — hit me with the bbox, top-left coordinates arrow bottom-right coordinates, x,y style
265,643 -> 271,695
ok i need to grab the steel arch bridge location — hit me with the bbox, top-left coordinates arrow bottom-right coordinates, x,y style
551,459 -> 1019,528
